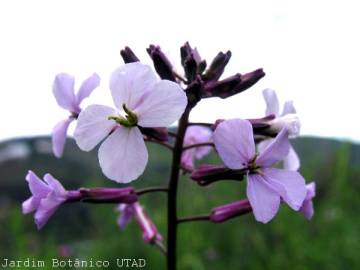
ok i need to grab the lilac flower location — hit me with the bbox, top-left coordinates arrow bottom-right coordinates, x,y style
181,126 -> 212,170
52,73 -> 100,158
22,171 -> 68,229
117,202 -> 162,244
213,119 -> 307,223
259,88 -> 301,171
300,182 -> 316,220
74,62 -> 187,183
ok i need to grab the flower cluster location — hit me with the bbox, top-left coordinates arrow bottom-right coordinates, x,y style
23,42 -> 316,267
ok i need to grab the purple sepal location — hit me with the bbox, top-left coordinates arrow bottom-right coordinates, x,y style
191,164 -> 246,186
202,51 -> 232,81
120,46 -> 140,63
79,187 -> 138,203
138,127 -> 169,142
147,45 -> 176,81
210,199 -> 252,223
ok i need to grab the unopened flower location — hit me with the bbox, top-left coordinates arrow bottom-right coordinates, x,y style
74,62 -> 187,183
181,126 -> 212,170
210,199 -> 252,223
259,89 -> 301,171
300,182 -> 316,220
117,202 -> 162,244
22,171 -> 68,229
52,73 -> 100,157
213,119 -> 307,223
191,164 -> 246,185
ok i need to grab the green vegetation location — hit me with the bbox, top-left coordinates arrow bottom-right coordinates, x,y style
0,137 -> 359,269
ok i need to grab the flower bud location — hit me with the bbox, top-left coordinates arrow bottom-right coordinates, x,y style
147,45 -> 176,81
180,42 -> 207,82
120,46 -> 140,63
268,113 -> 301,136
203,69 -> 265,99
203,51 -> 232,81
210,199 -> 252,223
191,164 -> 246,186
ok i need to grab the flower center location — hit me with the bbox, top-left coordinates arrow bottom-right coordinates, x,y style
248,154 -> 261,173
108,104 -> 138,127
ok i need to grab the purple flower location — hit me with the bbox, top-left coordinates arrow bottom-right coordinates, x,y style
213,119 -> 307,223
52,73 -> 100,158
259,88 -> 301,171
181,126 -> 212,170
74,63 -> 187,183
300,182 -> 316,220
117,202 -> 162,244
22,171 -> 68,229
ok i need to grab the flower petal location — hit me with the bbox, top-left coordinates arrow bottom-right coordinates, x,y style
117,204 -> 135,230
256,128 -> 290,167
184,126 -> 212,159
22,197 -> 36,214
53,73 -> 78,112
109,63 -> 157,110
51,118 -> 74,158
263,89 -> 280,116
281,100 -> 296,115
76,73 -> 100,104
213,119 -> 255,169
181,148 -> 195,170
283,145 -> 300,171
43,174 -> 67,197
136,80 -> 187,127
98,127 -> 148,183
300,182 -> 316,219
35,192 -> 66,230
247,173 -> 280,223
263,168 -> 307,210
26,171 -> 51,198
74,105 -> 117,151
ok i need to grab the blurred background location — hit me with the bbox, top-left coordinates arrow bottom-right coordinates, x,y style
0,0 -> 359,269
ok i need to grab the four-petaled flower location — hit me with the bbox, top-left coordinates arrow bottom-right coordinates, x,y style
260,88 -> 301,170
74,62 -> 187,183
52,73 -> 100,157
22,171 -> 68,229
181,126 -> 212,170
213,118 -> 307,223
117,202 -> 162,244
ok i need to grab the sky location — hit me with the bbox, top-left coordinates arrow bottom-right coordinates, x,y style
0,0 -> 359,142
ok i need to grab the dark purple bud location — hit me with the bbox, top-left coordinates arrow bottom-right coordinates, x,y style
202,51 -> 232,81
180,42 -> 207,82
147,45 -> 176,81
138,127 -> 169,142
203,69 -> 265,99
191,164 -> 246,186
210,199 -> 252,223
120,46 -> 140,63
79,187 -> 138,204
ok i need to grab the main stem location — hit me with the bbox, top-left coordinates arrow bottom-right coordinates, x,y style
167,108 -> 190,270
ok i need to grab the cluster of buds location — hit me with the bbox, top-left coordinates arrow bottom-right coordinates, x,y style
23,42 -> 315,266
